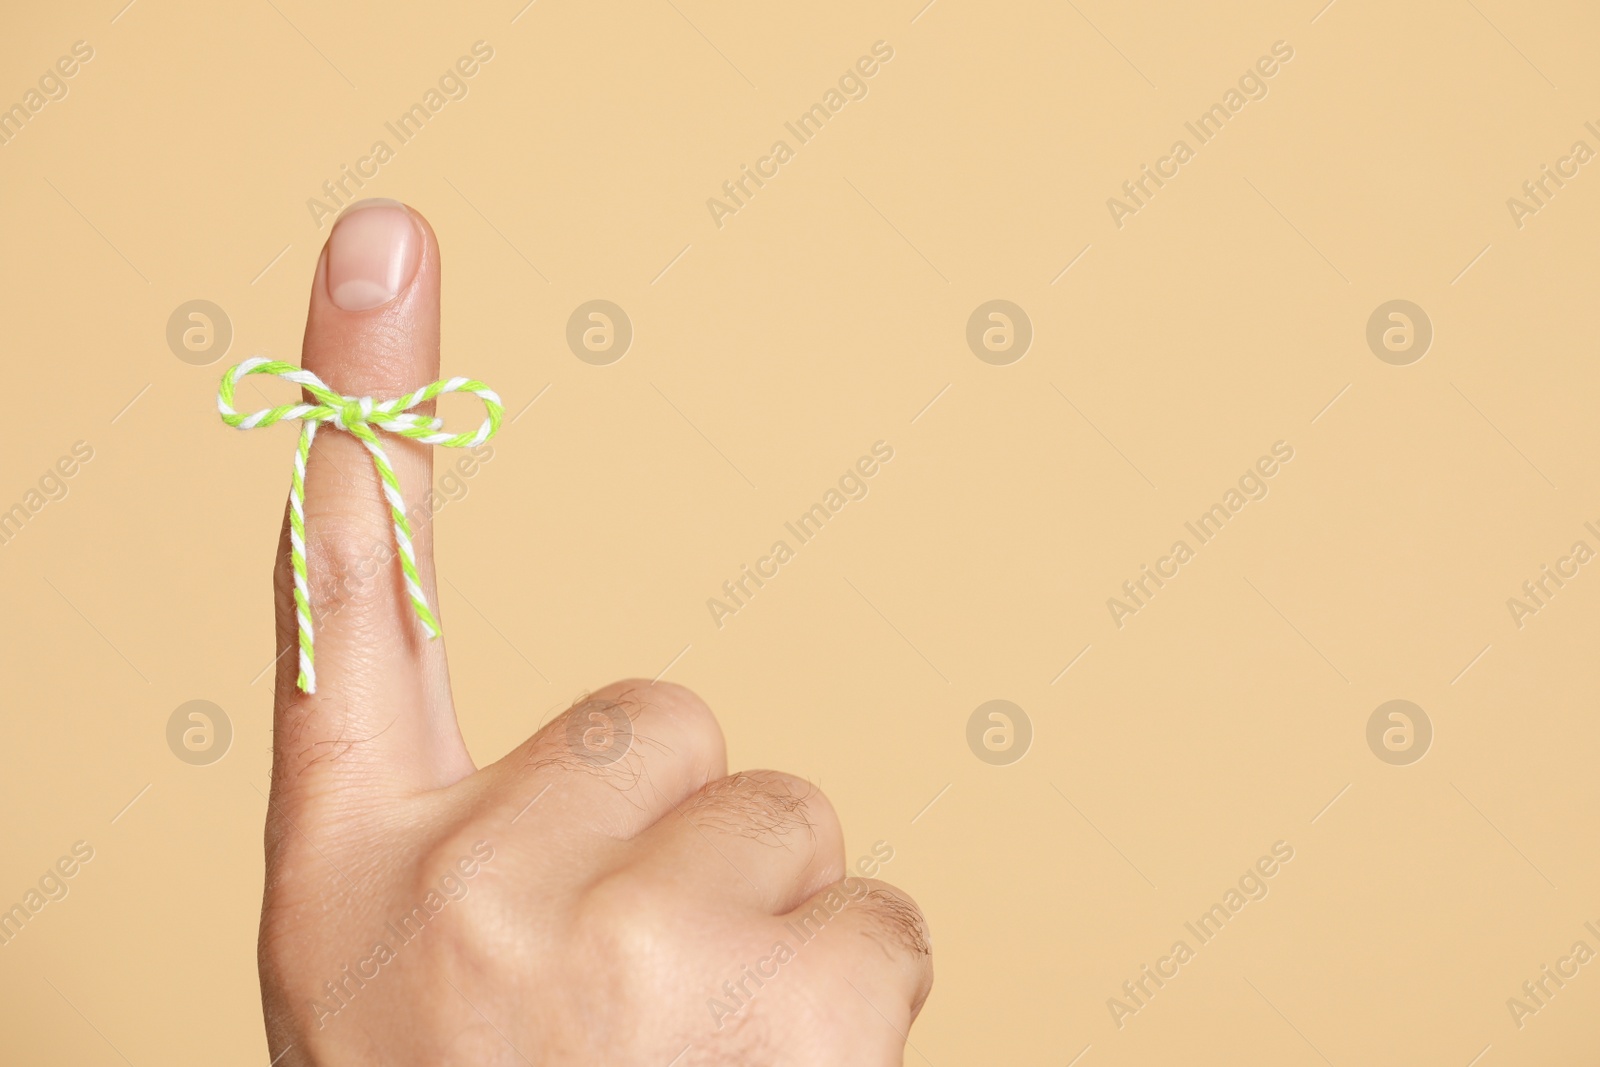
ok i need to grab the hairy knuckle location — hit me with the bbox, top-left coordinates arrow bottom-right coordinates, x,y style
856,880 -> 933,959
686,771 -> 832,845
519,684 -> 726,795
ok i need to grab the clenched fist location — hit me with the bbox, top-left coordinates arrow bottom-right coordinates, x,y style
255,199 -> 933,1065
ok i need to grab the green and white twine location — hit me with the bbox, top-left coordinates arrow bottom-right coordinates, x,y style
218,356 -> 503,693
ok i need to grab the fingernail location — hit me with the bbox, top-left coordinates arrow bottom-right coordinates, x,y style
326,199 -> 422,311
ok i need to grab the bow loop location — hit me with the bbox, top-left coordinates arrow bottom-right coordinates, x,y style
217,356 -> 505,693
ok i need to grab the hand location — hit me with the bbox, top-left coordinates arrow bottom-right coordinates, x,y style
257,199 -> 934,1065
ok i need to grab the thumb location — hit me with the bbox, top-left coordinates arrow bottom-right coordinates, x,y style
270,199 -> 474,800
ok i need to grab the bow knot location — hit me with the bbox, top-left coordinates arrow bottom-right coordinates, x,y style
218,356 -> 504,693
334,395 -> 372,431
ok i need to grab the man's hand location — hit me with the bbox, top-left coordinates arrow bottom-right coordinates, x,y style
257,199 -> 934,1065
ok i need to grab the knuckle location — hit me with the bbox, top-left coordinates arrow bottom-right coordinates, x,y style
574,870 -> 682,968
517,696 -> 643,788
300,513 -> 399,624
415,830 -> 499,893
519,682 -> 726,788
685,771 -> 836,845
851,879 -> 933,959
619,679 -> 726,769
402,832 -> 508,946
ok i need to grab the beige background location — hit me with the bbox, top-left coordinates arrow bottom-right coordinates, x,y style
2,0 -> 1598,1063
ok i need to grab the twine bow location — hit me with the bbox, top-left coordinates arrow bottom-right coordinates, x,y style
218,356 -> 503,693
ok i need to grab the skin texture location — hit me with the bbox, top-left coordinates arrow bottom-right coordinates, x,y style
258,202 -> 934,1066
